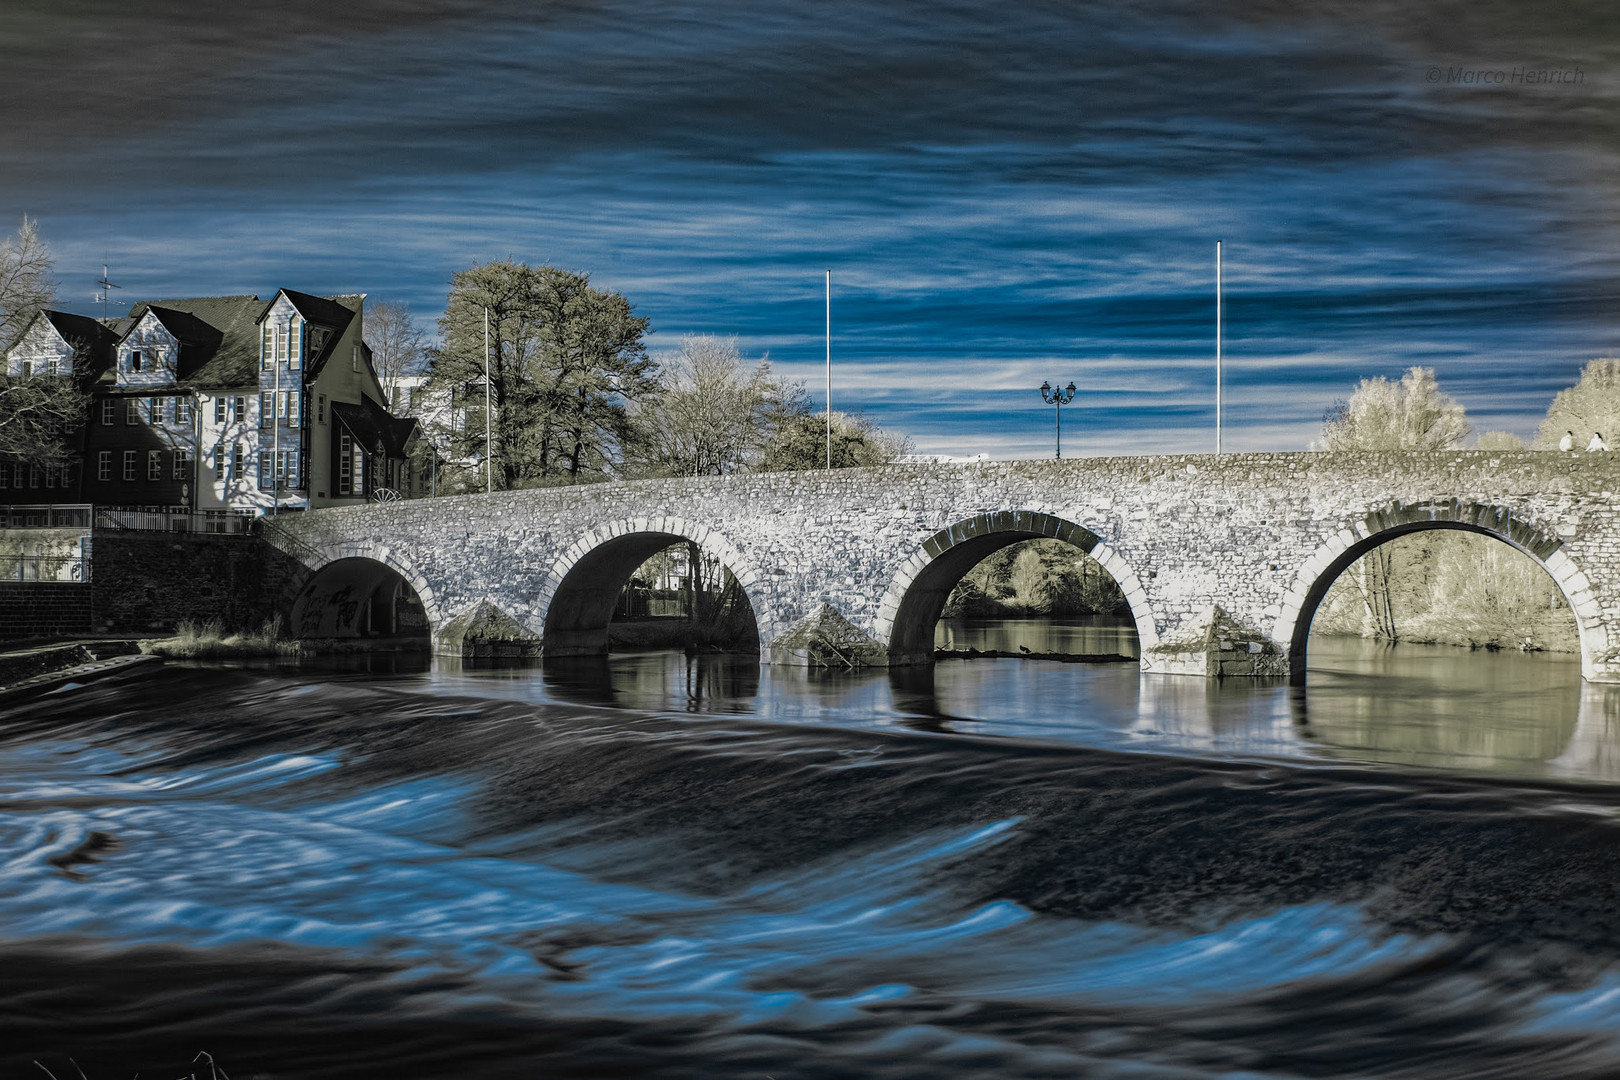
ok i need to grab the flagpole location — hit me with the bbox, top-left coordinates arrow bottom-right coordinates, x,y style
484,307 -> 493,495
1216,240 -> 1223,455
825,269 -> 832,470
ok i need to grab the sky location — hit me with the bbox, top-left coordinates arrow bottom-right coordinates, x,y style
3,0 -> 1617,458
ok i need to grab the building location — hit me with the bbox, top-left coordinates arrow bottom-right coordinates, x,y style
2,290 -> 425,520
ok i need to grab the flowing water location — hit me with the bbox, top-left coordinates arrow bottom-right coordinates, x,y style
7,619 -> 1620,1078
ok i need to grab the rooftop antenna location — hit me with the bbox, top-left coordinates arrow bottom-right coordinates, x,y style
95,264 -> 123,322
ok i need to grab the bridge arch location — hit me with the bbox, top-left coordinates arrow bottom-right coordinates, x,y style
285,541 -> 446,641
535,516 -> 781,657
1276,500 -> 1607,682
874,510 -> 1160,665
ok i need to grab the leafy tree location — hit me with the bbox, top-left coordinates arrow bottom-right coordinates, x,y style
1532,358 -> 1620,450
428,261 -> 653,488
1317,366 -> 1470,451
760,408 -> 911,471
0,216 -> 55,352
363,299 -> 428,408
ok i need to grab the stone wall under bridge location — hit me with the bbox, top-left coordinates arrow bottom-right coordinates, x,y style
260,452 -> 1620,682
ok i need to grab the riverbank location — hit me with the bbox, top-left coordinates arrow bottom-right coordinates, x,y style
0,639 -> 142,687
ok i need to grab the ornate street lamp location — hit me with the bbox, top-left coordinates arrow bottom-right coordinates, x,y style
1039,380 -> 1078,459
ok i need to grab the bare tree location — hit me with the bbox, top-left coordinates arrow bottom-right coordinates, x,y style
0,216 -> 56,351
0,373 -> 87,468
364,299 -> 428,410
636,335 -> 787,477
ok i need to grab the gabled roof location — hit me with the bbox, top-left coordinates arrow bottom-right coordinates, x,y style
4,309 -> 122,384
272,289 -> 361,331
45,310 -> 122,384
331,396 -> 421,459
125,295 -> 267,388
278,291 -> 364,380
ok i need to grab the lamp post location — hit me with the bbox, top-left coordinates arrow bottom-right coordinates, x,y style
1039,380 -> 1077,459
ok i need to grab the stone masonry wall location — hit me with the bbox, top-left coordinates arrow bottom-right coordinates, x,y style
265,452 -> 1620,680
87,531 -> 306,635
0,582 -> 94,640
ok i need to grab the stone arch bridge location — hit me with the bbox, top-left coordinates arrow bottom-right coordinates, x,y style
262,453 -> 1620,682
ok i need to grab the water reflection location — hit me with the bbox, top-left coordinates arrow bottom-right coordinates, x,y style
407,625 -> 1620,782
935,615 -> 1141,658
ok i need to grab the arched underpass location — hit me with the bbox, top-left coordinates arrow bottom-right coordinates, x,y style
1288,522 -> 1586,768
542,531 -> 761,658
289,557 -> 431,642
881,512 -> 1145,666
1289,521 -> 1584,680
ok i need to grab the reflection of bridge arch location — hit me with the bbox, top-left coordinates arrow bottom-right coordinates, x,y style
873,510 -> 1159,665
286,541 -> 444,639
535,516 -> 780,657
1277,501 -> 1606,681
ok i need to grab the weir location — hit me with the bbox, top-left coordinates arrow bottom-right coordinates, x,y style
256,452 -> 1620,683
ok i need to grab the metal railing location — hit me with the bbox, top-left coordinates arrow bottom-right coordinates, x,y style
0,503 -> 93,529
95,508 -> 256,534
4,553 -> 88,582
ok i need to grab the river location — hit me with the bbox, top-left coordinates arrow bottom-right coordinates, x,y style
6,618 -> 1620,1078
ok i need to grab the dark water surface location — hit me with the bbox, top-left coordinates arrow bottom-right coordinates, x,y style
7,623 -> 1620,1078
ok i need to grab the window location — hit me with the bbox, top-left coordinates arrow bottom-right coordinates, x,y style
122,451 -> 135,481
45,464 -> 59,488
126,398 -> 139,424
172,450 -> 191,480
260,392 -> 272,427
149,396 -> 162,423
148,450 -> 161,481
214,448 -> 225,481
98,451 -> 111,481
232,443 -> 244,479
318,394 -> 326,424
276,321 -> 289,364
0,467 -> 7,489
178,396 -> 193,425
261,324 -> 274,370
18,360 -> 31,377
338,433 -> 353,495
29,465 -> 40,488
14,463 -> 25,487
102,399 -> 115,425
259,453 -> 273,489
130,349 -> 143,372
45,357 -> 59,376
289,318 -> 302,369
214,397 -> 225,424
288,391 -> 300,427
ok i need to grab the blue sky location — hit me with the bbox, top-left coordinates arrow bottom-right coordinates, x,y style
4,0 -> 1617,457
